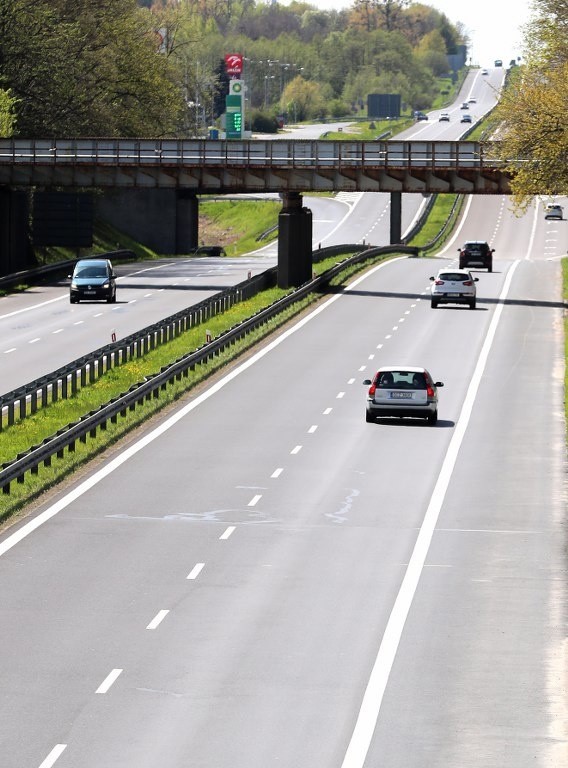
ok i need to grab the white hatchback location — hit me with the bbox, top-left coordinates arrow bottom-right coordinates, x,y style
430,268 -> 478,310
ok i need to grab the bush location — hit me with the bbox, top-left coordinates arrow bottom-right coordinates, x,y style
249,110 -> 280,133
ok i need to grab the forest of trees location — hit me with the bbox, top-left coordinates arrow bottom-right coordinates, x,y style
0,0 -> 466,137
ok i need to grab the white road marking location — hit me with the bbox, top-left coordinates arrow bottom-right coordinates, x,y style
52,329 -> 64,334
73,320 -> 84,325
348,378 -> 355,384
323,408 -> 332,415
291,445 -> 302,454
358,366 -> 366,371
96,668 -> 123,694
0,256 -> 406,558
308,425 -> 318,433
340,261 -> 520,768
38,744 -> 67,768
93,313 -> 103,318
220,526 -> 236,540
29,338 -> 40,344
4,347 -> 16,354
248,494 -> 262,506
146,609 -> 169,630
271,468 -> 283,478
337,392 -> 345,398
368,354 -> 374,360
187,562 -> 205,580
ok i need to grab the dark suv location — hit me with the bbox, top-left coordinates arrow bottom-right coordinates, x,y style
458,241 -> 494,272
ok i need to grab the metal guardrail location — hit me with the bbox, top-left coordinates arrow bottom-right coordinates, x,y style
0,245 -> 418,494
0,138 -> 497,169
0,249 -> 137,290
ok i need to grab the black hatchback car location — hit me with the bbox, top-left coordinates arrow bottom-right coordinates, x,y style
458,240 -> 494,272
69,258 -> 117,303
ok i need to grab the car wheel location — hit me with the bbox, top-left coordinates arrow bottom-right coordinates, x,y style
427,411 -> 438,426
469,299 -> 476,310
459,261 -> 465,269
70,296 -> 78,304
365,411 -> 374,423
108,291 -> 116,304
431,299 -> 439,309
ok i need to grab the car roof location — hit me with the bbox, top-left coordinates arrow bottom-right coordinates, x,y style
437,268 -> 472,277
463,240 -> 488,246
75,258 -> 111,266
376,365 -> 427,374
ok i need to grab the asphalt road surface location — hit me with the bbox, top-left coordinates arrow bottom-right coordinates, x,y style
0,188 -> 565,767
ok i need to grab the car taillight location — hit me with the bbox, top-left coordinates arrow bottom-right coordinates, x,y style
435,279 -> 445,285
426,385 -> 434,397
368,384 -> 376,396
463,280 -> 473,286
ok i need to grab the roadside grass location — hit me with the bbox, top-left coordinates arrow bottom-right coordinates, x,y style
197,199 -> 280,256
408,194 -> 463,252
563,258 -> 568,427
0,250 -> 384,522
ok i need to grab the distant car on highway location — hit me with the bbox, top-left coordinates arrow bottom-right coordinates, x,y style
544,203 -> 564,220
458,240 -> 494,271
430,268 -> 478,310
414,111 -> 428,121
481,69 -> 489,75
439,112 -> 450,121
460,102 -> 469,109
69,258 -> 117,304
363,366 -> 444,425
461,114 -> 473,123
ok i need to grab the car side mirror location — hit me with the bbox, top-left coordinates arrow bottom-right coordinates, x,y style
474,277 -> 479,282
363,379 -> 372,385
429,276 -> 435,281
434,382 -> 444,387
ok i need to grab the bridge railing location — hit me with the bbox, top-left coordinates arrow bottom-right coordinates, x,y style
0,138 -> 503,170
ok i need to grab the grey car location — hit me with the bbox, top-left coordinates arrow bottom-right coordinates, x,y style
363,366 -> 444,425
69,258 -> 117,303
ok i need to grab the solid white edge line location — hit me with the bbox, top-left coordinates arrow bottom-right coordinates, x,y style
340,260 -> 520,768
38,744 -> 67,768
95,668 -> 123,694
0,256 -> 406,559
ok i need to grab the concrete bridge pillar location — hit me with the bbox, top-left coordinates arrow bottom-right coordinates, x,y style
176,191 -> 199,253
277,192 -> 313,288
390,191 -> 402,244
0,189 -> 31,275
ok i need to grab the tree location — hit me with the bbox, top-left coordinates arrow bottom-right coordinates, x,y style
0,89 -> 17,137
490,0 -> 568,206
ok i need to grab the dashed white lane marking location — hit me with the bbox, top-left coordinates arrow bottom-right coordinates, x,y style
323,408 -> 332,415
29,338 -> 40,344
96,668 -> 123,694
337,392 -> 345,398
38,744 -> 67,768
291,445 -> 302,455
146,610 -> 169,630
4,347 -> 16,354
248,494 -> 262,506
73,320 -> 84,325
220,526 -> 235,540
93,313 -> 103,318
359,366 -> 366,371
52,328 -> 64,334
187,562 -> 205,580
340,261 -> 520,768
308,425 -> 318,433
271,468 -> 284,478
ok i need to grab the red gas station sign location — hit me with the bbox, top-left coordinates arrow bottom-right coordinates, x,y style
225,53 -> 243,76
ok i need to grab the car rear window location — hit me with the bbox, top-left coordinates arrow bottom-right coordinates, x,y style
438,272 -> 466,281
376,371 -> 425,388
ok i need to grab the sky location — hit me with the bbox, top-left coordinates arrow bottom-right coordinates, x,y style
281,0 -> 534,67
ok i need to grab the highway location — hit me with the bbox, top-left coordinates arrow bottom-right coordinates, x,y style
0,189 -> 566,766
0,65 -> 566,767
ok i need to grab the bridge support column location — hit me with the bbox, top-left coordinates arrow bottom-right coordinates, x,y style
176,191 -> 199,254
389,191 -> 402,244
0,189 -> 31,275
277,192 -> 313,288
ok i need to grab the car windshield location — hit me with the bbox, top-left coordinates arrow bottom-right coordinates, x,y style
75,265 -> 108,279
438,272 -> 467,282
377,371 -> 426,389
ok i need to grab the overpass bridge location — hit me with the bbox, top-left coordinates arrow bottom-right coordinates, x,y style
0,138 -> 513,285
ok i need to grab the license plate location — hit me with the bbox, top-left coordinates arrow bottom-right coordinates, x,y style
448,292 -> 460,297
390,391 -> 412,399
84,290 -> 96,295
